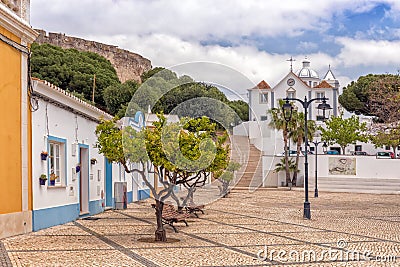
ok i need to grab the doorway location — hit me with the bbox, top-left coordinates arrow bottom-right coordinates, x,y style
79,145 -> 89,215
104,158 -> 113,208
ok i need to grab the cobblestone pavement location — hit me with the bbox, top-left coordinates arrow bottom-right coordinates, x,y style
1,189 -> 400,266
0,241 -> 12,267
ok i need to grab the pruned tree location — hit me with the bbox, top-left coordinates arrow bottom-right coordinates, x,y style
370,126 -> 400,155
319,115 -> 368,155
339,74 -> 400,123
367,76 -> 400,125
95,115 -> 231,242
218,161 -> 241,197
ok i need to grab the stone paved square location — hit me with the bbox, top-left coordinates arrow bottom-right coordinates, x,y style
1,189 -> 399,266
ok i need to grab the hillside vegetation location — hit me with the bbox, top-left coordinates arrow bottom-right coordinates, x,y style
31,43 -> 249,122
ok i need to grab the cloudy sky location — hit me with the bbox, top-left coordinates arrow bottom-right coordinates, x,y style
30,0 -> 400,99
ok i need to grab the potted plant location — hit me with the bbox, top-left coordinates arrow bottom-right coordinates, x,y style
40,151 -> 48,160
90,158 -> 97,165
76,164 -> 81,173
49,173 -> 58,186
39,174 -> 47,186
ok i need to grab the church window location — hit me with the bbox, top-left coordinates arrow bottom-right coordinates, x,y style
259,92 -> 268,103
316,92 -> 325,102
287,89 -> 296,99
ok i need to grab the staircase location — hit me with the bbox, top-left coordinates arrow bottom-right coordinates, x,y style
309,177 -> 400,194
230,135 -> 263,190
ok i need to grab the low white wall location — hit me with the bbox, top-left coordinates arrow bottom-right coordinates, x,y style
309,155 -> 400,180
262,154 -> 400,188
233,122 -> 249,136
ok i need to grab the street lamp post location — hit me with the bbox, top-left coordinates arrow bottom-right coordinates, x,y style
282,96 -> 331,219
309,140 -> 327,198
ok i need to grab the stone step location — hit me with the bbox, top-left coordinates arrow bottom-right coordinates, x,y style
308,177 -> 400,194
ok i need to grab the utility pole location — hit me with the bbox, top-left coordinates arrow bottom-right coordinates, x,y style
92,74 -> 96,103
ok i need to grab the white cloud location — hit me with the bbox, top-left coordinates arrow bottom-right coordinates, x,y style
31,0 -> 394,42
30,0 -> 400,98
336,37 -> 400,67
89,33 -> 344,98
297,41 -> 318,51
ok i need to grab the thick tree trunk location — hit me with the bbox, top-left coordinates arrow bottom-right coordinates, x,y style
284,131 -> 290,186
292,140 -> 301,186
154,199 -> 166,242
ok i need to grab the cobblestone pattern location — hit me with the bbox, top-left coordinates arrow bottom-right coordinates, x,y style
0,241 -> 11,267
2,190 -> 400,266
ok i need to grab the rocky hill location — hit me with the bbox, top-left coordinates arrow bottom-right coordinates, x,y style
35,29 -> 152,83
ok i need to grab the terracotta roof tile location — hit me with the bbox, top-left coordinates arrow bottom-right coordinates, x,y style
314,80 -> 333,88
254,80 -> 271,89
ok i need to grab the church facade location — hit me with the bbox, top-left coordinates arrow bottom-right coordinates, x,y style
248,58 -> 340,123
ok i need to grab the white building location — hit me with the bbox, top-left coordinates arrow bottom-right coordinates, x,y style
244,59 -> 340,155
31,79 -> 149,231
248,58 -> 339,123
234,59 -> 400,193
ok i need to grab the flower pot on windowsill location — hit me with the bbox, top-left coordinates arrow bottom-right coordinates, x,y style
49,173 -> 58,186
39,174 -> 47,186
40,152 -> 48,160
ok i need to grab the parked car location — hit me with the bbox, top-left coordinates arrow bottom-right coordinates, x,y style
325,150 -> 339,155
376,152 -> 393,159
351,151 -> 368,156
276,150 -> 313,156
276,150 -> 299,156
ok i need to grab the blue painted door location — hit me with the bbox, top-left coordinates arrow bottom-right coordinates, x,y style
105,158 -> 113,207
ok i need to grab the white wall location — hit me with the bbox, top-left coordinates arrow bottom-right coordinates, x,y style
32,80 -> 115,211
309,155 -> 400,180
32,98 -> 108,210
262,154 -> 400,188
233,122 -> 249,136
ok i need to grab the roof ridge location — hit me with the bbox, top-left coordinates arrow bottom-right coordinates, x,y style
314,80 -> 333,88
32,78 -> 112,117
255,80 -> 271,89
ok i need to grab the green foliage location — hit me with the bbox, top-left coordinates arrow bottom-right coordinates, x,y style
31,43 -> 120,108
139,68 -> 249,123
95,118 -> 127,166
228,100 -> 249,123
319,115 -> 368,154
268,100 -> 294,184
274,157 -> 298,173
369,127 -> 400,154
339,74 -> 400,122
140,67 -> 166,82
32,46 -> 249,122
288,111 -> 316,185
103,80 -> 138,116
95,115 -> 231,180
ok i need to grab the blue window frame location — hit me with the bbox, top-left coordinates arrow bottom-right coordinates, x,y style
47,136 -> 67,186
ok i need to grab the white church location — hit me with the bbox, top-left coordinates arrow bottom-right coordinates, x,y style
239,58 -> 340,156
233,58 -> 400,193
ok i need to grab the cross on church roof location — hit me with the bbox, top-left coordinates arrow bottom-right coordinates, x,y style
286,56 -> 296,72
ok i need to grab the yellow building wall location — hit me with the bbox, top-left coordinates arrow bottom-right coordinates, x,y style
0,26 -> 23,214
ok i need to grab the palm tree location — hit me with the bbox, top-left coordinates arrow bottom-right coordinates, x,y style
274,157 -> 298,189
289,111 -> 316,186
268,100 -> 294,186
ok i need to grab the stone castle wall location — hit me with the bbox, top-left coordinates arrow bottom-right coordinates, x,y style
35,30 -> 152,83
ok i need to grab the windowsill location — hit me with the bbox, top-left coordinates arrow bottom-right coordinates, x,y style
47,185 -> 67,189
